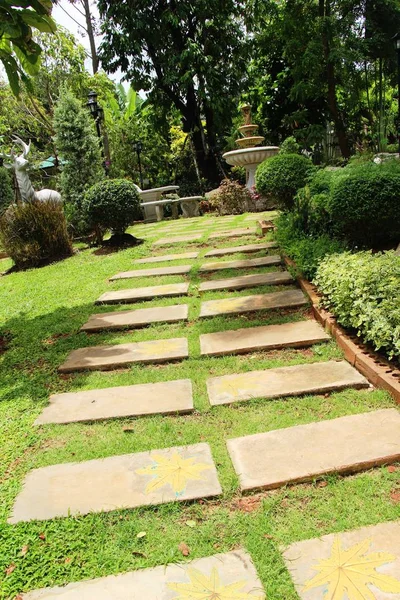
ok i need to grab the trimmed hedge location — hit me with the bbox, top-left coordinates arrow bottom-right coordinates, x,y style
314,251 -> 400,360
256,153 -> 315,210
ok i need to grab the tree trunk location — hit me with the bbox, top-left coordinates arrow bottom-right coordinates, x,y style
81,0 -> 99,74
320,0 -> 351,158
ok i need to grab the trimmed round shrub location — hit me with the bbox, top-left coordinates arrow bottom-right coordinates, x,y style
83,179 -> 141,238
0,200 -> 73,269
329,160 -> 400,247
0,167 -> 13,216
256,153 -> 315,210
209,179 -> 251,215
279,136 -> 300,155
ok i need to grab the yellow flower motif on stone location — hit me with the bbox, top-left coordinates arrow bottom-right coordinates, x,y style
303,536 -> 400,599
136,452 -> 212,496
167,566 -> 264,599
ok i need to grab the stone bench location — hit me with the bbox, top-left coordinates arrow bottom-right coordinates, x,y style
139,196 -> 203,221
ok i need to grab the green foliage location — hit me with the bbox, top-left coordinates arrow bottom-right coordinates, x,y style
315,251 -> 400,360
279,136 -> 300,155
53,88 -> 104,234
0,167 -> 13,215
83,179 -> 141,238
256,153 -> 315,209
275,211 -> 347,280
209,179 -> 251,215
329,160 -> 400,246
0,0 -> 56,95
0,199 -> 72,268
386,143 -> 398,153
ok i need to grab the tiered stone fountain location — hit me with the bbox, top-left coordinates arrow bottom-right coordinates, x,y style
223,104 -> 279,189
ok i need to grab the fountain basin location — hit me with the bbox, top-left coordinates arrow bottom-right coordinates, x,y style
223,146 -> 279,188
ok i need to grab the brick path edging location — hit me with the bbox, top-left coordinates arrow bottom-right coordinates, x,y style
283,255 -> 400,404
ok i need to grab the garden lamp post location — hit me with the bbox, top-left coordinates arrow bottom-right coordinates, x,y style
392,33 -> 400,155
134,140 -> 144,188
87,90 -> 111,174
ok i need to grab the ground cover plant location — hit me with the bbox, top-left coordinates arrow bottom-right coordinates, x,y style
0,212 -> 398,599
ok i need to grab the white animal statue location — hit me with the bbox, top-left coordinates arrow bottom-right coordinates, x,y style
2,137 -> 62,203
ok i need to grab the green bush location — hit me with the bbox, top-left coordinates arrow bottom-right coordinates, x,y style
256,153 -> 315,210
83,179 -> 141,240
386,143 -> 398,153
279,136 -> 300,155
314,251 -> 400,360
275,211 -> 346,279
0,167 -> 13,215
0,200 -> 73,269
329,160 -> 400,246
209,179 -> 251,215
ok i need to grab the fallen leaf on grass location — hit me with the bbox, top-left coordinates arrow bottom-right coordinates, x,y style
21,545 -> 29,556
64,557 -> 72,564
136,531 -> 146,539
5,563 -> 16,576
123,427 -> 135,433
390,491 -> 400,503
185,520 -> 196,528
178,542 -> 190,556
387,465 -> 397,473
317,481 -> 328,488
38,533 -> 46,541
132,551 -> 147,558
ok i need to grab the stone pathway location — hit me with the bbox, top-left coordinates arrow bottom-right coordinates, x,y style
199,289 -> 307,318
209,227 -> 258,239
110,265 -> 192,280
227,408 -> 400,492
153,233 -> 203,246
59,338 -> 189,372
199,255 -> 282,272
96,282 -> 189,304
35,379 -> 194,425
205,242 -> 277,257
23,549 -> 266,599
133,251 -> 199,263
199,271 -> 293,292
207,360 -> 368,406
9,443 -> 222,523
80,304 -> 189,332
200,320 -> 330,357
282,520 -> 400,600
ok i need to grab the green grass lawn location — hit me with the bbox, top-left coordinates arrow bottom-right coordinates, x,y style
0,212 -> 398,599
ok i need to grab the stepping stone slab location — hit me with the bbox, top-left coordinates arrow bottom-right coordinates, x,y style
153,233 -> 203,246
23,549 -> 266,599
59,337 -> 189,372
35,379 -> 194,425
200,289 -> 307,318
110,265 -> 191,281
205,242 -> 278,257
227,408 -> 399,492
133,251 -> 199,264
199,271 -> 293,293
199,255 -> 281,272
200,319 -> 330,357
282,520 -> 400,600
209,227 -> 257,239
9,442 -> 222,523
207,359 -> 368,406
96,282 -> 189,304
80,304 -> 188,332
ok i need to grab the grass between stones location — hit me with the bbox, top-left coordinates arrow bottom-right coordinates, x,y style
0,212 -> 398,599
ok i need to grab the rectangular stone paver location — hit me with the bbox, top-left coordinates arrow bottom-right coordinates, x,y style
153,233 -> 203,246
109,265 -> 191,281
59,337 -> 189,372
199,271 -> 293,293
227,408 -> 400,492
96,282 -> 189,304
205,242 -> 278,257
201,320 -> 330,357
9,443 -> 222,523
208,360 -> 368,406
199,255 -> 281,272
133,252 -> 199,264
209,227 -> 257,239
35,379 -> 194,425
81,304 -> 188,332
282,520 -> 400,600
23,549 -> 266,599
200,289 -> 307,318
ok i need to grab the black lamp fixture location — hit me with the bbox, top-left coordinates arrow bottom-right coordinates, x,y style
134,139 -> 144,189
87,90 -> 109,174
392,33 -> 400,155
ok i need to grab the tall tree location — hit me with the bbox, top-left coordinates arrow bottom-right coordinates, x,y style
98,0 -> 248,183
